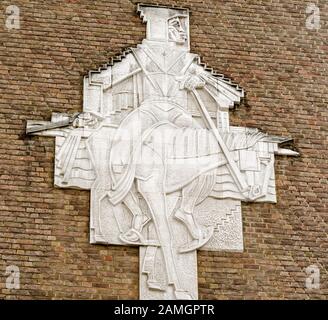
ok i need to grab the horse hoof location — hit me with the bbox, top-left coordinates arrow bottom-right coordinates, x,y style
147,280 -> 164,291
119,229 -> 143,244
178,226 -> 214,253
174,209 -> 201,239
119,230 -> 160,247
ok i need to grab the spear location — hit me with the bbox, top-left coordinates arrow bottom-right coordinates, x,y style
191,89 -> 249,193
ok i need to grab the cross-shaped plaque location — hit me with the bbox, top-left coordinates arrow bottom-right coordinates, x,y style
26,4 -> 298,300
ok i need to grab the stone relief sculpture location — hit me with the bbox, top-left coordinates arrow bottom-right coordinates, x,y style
26,4 -> 298,300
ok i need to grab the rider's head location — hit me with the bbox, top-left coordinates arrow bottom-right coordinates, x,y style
138,5 -> 189,48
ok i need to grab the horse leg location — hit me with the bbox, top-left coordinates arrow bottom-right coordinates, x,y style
174,171 -> 216,252
120,190 -> 151,243
175,176 -> 205,239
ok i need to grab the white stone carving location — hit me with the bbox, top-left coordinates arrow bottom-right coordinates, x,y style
26,4 -> 299,300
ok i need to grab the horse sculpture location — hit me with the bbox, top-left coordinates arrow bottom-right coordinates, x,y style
107,99 -> 267,299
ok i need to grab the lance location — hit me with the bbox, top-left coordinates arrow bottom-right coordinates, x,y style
191,89 -> 249,193
26,113 -> 81,134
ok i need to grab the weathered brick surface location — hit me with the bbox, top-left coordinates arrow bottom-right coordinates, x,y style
0,0 -> 327,299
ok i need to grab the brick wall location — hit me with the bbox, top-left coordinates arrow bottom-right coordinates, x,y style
0,0 -> 327,299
